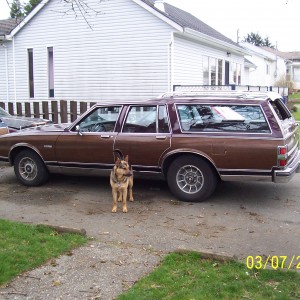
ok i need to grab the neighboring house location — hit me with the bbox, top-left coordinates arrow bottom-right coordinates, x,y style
282,52 -> 300,89
262,47 -> 300,90
0,0 -> 249,103
240,42 -> 286,87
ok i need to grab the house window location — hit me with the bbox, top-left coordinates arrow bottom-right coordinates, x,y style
218,59 -> 223,85
266,64 -> 270,75
48,47 -> 54,97
203,56 -> 209,85
231,62 -> 241,84
210,58 -> 217,85
203,56 -> 224,85
231,62 -> 237,84
293,67 -> 300,82
237,64 -> 241,85
28,49 -> 34,98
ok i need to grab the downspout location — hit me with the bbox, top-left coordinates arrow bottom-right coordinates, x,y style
12,36 -> 17,103
1,43 -> 9,101
168,32 -> 174,92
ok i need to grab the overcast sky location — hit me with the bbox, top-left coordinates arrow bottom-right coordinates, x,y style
1,0 -> 299,52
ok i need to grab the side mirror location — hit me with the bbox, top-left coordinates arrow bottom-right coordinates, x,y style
76,125 -> 82,136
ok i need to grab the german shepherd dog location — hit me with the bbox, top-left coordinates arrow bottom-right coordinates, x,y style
110,155 -> 133,213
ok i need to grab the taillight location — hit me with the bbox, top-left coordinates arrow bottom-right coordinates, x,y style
277,146 -> 288,167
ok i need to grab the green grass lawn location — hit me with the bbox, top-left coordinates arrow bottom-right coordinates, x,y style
292,104 -> 300,121
0,219 -> 87,286
118,252 -> 300,300
289,93 -> 300,101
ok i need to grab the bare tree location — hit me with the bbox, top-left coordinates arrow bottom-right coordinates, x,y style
6,0 -> 108,29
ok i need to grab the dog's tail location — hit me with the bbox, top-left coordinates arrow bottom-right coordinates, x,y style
113,149 -> 124,160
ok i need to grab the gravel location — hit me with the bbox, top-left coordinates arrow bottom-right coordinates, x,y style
0,241 -> 163,300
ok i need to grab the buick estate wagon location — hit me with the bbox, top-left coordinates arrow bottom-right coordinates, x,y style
0,91 -> 299,202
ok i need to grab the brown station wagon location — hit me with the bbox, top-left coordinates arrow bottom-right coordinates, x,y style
0,91 -> 299,202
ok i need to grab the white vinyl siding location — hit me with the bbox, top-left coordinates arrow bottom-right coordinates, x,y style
173,35 -> 245,86
2,0 -> 173,102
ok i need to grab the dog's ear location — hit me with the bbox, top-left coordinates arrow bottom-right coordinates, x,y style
125,155 -> 129,162
115,157 -> 121,164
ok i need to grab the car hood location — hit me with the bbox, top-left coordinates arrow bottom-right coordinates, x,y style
21,123 -> 70,133
1,116 -> 51,130
0,123 -> 70,138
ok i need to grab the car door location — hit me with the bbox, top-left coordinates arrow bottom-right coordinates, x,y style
55,105 -> 122,172
114,105 -> 171,172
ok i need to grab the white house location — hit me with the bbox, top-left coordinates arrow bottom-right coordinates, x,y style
0,0 -> 248,103
284,52 -> 300,89
261,48 -> 300,90
240,42 -> 286,87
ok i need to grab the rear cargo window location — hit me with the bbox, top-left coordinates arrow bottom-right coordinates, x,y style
177,104 -> 270,133
270,98 -> 292,121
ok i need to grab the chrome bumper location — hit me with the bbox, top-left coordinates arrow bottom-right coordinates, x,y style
274,149 -> 300,183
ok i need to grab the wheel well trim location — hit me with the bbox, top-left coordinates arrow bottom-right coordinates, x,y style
161,150 -> 220,177
9,143 -> 44,165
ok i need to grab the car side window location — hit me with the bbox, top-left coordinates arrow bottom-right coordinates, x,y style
123,106 -> 157,133
158,105 -> 170,133
75,106 -> 121,132
177,104 -> 270,133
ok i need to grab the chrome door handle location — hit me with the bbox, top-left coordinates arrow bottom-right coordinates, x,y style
100,134 -> 110,138
156,136 -> 167,140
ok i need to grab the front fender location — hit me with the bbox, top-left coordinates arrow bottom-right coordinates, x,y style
9,143 -> 44,165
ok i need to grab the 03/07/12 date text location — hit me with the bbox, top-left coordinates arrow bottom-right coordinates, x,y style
246,256 -> 300,270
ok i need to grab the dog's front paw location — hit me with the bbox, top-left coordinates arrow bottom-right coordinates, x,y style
112,206 -> 117,213
122,206 -> 128,213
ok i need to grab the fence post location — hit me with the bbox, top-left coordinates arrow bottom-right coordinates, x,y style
80,102 -> 87,115
42,101 -> 50,120
51,101 -> 58,123
25,103 -> 31,117
8,103 -> 14,115
60,100 -> 68,123
70,101 -> 77,122
17,103 -> 22,116
33,102 -> 40,118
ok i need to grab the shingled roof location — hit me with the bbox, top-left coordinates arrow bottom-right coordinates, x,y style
0,18 -> 23,36
261,46 -> 300,61
141,0 -> 239,47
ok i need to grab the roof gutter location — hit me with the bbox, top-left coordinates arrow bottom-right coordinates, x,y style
183,27 -> 251,56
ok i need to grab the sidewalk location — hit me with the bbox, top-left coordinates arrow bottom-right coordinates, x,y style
0,241 -> 163,299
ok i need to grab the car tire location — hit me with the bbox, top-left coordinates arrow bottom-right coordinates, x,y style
167,155 -> 217,202
14,150 -> 49,186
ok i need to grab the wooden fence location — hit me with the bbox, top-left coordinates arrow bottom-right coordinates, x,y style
0,100 -> 96,124
0,85 -> 290,124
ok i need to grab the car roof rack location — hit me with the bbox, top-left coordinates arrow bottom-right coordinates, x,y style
158,90 -> 282,101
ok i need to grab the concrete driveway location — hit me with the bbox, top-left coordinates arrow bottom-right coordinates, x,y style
0,163 -> 299,299
1,163 -> 299,258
